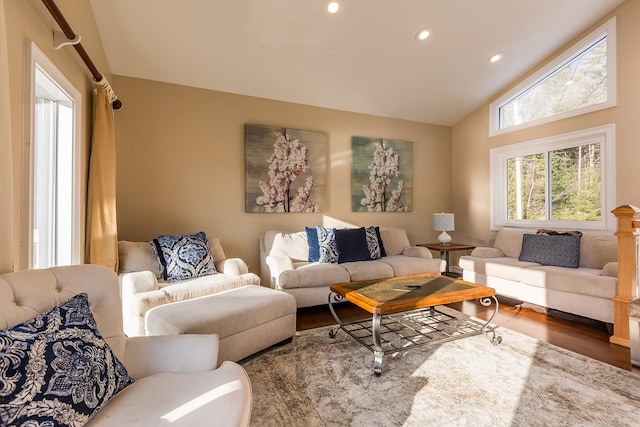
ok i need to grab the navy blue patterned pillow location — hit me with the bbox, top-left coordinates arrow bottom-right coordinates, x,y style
153,231 -> 217,282
0,293 -> 133,427
316,226 -> 338,263
305,226 -> 320,262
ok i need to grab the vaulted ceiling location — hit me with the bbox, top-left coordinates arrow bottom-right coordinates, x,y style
89,0 -> 625,126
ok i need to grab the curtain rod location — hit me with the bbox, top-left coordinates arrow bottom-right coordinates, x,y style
41,0 -> 122,110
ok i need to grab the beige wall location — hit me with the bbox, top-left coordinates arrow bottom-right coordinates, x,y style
3,0 -> 111,270
452,0 -> 640,248
112,76 -> 452,273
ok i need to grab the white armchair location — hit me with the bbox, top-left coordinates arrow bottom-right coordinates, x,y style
0,265 -> 252,426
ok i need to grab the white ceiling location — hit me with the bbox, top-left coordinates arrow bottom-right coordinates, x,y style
89,0 -> 625,126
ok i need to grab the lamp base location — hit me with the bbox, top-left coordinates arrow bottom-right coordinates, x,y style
438,231 -> 452,246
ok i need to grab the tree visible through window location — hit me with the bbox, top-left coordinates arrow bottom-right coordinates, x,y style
490,124 -> 615,232
507,144 -> 601,222
490,17 -> 616,136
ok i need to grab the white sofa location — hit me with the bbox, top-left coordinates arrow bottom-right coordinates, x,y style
0,265 -> 252,426
260,228 -> 445,307
459,228 -> 618,324
118,237 -> 260,337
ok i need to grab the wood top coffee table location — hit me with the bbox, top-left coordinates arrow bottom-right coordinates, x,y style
328,273 -> 501,376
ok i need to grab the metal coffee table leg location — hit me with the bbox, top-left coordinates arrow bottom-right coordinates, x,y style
372,313 -> 383,376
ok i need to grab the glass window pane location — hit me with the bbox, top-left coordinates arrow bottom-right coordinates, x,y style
506,153 -> 546,220
500,36 -> 607,130
551,144 -> 601,221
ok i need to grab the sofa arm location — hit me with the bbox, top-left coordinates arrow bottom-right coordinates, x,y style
265,254 -> 294,286
601,261 -> 618,277
215,257 -> 249,275
469,247 -> 505,258
124,334 -> 219,380
120,270 -> 158,295
402,246 -> 433,259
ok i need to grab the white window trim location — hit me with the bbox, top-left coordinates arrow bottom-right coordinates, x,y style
22,41 -> 82,269
490,124 -> 616,233
489,17 -> 617,137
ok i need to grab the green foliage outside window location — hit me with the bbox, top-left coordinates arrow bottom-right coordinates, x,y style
507,144 -> 601,222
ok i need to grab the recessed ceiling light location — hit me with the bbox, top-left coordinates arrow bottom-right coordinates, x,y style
489,53 -> 503,63
415,28 -> 431,41
327,2 -> 340,14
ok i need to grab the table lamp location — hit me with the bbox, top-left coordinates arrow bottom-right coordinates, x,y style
433,213 -> 454,246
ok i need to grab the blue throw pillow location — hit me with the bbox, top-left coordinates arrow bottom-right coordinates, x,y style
364,226 -> 384,260
153,231 -> 217,282
316,226 -> 338,263
0,294 -> 134,426
305,226 -> 320,262
518,234 -> 581,268
335,227 -> 372,263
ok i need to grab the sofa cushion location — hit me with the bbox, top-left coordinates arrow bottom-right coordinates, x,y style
154,232 -> 217,282
270,231 -> 309,261
0,293 -> 133,427
579,233 -> 617,269
379,228 -> 411,256
459,256 -> 540,282
494,228 -> 533,258
118,241 -> 162,278
379,255 -> 442,276
341,260 -> 394,281
317,226 -> 338,263
518,234 -> 581,268
521,266 -> 617,299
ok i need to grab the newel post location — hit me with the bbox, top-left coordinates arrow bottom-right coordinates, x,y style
610,205 -> 640,347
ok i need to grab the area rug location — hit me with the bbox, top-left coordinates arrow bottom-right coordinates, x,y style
241,310 -> 640,427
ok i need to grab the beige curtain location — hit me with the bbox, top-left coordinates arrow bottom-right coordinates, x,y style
86,86 -> 118,271
0,0 -> 14,273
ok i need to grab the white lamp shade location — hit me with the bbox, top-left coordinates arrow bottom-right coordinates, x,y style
433,213 -> 455,231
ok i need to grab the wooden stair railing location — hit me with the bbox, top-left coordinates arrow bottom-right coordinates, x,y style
611,205 -> 640,347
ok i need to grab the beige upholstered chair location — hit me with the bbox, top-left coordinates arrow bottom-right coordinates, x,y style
0,264 -> 252,426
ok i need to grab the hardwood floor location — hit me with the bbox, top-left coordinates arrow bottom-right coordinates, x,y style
296,297 -> 640,374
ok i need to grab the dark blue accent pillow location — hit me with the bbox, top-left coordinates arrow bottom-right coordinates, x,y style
335,227 -> 372,263
0,293 -> 134,426
518,234 -> 581,268
306,226 -> 320,262
154,231 -> 217,282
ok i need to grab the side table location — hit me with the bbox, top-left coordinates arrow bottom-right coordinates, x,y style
418,243 -> 476,277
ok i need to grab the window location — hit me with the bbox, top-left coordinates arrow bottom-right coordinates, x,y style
24,42 -> 82,269
490,17 -> 616,136
490,124 -> 616,232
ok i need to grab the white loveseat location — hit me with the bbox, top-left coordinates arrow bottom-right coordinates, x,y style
0,265 -> 252,426
260,228 -> 445,307
118,237 -> 260,337
459,228 -> 617,324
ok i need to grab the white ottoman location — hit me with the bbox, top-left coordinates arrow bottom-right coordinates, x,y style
145,285 -> 296,365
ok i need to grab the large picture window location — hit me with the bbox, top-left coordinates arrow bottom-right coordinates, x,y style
490,17 -> 616,136
24,42 -> 82,268
490,124 -> 616,232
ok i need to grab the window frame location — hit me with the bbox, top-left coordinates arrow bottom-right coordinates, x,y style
489,17 -> 617,136
490,124 -> 616,232
23,41 -> 82,269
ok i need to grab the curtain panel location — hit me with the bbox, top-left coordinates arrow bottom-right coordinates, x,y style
86,87 -> 118,271
0,0 -> 14,273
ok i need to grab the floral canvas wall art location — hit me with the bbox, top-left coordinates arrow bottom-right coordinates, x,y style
351,136 -> 413,212
245,124 -> 326,213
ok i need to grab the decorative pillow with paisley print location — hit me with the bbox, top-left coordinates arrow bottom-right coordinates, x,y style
153,231 -> 217,282
0,293 -> 134,427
